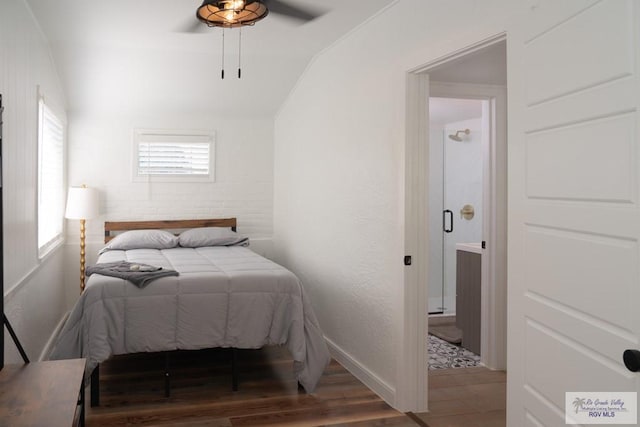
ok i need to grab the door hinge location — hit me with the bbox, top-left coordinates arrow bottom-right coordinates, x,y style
404,256 -> 412,266
482,241 -> 486,249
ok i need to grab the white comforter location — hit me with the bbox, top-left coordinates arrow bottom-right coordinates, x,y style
50,246 -> 331,392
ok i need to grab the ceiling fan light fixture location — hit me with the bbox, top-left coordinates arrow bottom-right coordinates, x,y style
225,0 -> 246,10
197,0 -> 269,28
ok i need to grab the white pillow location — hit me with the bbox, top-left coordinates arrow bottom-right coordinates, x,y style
99,229 -> 179,254
179,227 -> 249,248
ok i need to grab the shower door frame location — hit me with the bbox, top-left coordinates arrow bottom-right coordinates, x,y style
428,100 -> 487,317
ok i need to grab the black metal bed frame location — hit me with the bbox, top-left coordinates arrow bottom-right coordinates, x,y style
89,348 -> 239,407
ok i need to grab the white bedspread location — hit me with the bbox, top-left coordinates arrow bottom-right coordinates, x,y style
50,246 -> 331,392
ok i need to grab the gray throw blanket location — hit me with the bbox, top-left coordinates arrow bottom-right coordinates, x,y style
86,261 -> 179,288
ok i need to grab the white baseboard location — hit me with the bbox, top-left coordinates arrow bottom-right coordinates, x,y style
38,311 -> 69,361
324,336 -> 396,407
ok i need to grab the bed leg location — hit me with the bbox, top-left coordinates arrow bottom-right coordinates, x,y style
164,352 -> 171,398
231,348 -> 238,392
90,365 -> 100,407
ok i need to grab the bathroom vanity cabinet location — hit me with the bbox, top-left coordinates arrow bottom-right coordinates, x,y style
456,244 -> 481,356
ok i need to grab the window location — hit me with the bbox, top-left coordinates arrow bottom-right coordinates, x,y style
37,99 -> 65,257
133,130 -> 215,182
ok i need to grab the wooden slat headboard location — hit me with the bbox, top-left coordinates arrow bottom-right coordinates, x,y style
104,218 -> 237,243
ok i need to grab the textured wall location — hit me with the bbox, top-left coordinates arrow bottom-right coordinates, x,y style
273,0 -> 513,405
0,0 -> 68,362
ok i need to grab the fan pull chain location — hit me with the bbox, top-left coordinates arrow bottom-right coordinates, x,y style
238,27 -> 242,79
221,28 -> 225,79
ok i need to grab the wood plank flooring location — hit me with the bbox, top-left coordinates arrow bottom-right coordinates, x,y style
86,347 -> 418,426
411,367 -> 506,427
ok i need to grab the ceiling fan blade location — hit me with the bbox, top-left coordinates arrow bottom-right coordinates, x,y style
262,0 -> 324,22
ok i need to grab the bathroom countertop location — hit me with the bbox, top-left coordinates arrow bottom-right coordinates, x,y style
456,242 -> 482,254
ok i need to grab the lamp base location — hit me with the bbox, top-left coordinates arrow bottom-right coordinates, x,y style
80,219 -> 86,293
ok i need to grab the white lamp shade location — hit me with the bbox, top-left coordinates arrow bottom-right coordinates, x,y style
65,186 -> 99,220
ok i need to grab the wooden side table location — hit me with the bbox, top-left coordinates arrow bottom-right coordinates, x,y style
0,358 -> 86,427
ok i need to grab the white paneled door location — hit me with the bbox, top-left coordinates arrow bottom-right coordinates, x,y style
507,1 -> 640,426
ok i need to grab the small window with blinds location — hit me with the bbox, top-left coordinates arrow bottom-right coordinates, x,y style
133,129 -> 215,182
37,99 -> 65,258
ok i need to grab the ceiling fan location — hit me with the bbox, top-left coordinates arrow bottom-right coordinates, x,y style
180,0 -> 324,32
180,0 -> 324,79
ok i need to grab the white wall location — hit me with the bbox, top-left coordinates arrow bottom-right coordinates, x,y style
0,0 -> 69,362
273,0 -> 514,407
63,112 -> 274,306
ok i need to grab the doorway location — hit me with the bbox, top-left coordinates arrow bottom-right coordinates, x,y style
426,41 -> 508,421
427,97 -> 485,366
400,35 -> 507,412
427,39 -> 508,373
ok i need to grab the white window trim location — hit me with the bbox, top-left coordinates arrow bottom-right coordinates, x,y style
37,97 -> 66,259
132,129 -> 216,183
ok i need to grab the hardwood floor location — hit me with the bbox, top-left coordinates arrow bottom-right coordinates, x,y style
411,367 -> 506,427
86,347 -> 418,426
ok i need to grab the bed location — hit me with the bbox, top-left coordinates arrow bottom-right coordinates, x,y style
49,218 -> 331,405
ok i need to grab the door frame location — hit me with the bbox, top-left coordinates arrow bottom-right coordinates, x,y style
398,32 -> 506,412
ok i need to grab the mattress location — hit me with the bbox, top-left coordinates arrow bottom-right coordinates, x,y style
50,246 -> 331,392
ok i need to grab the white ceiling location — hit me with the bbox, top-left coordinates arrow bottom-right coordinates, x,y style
428,41 -> 506,128
25,0 -> 390,116
428,40 -> 507,86
429,97 -> 483,128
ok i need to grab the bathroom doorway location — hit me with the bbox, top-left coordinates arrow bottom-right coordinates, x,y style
425,39 -> 508,372
401,35 -> 507,411
412,40 -> 508,423
427,97 -> 485,367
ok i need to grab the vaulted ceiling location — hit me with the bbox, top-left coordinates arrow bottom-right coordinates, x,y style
26,0 -> 390,116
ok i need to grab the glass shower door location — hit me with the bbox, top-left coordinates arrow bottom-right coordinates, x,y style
427,128 -> 446,314
442,136 -> 458,315
428,126 -> 461,315
439,129 -> 460,315
442,121 -> 484,315
428,123 -> 483,315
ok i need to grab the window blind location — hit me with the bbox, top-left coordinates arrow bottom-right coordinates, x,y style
138,142 -> 210,175
37,100 -> 65,255
134,130 -> 214,181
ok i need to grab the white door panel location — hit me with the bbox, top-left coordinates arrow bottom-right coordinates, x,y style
526,114 -> 635,202
520,0 -> 601,42
508,0 -> 640,425
525,320 -> 636,401
526,77 -> 636,132
523,1 -> 633,106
